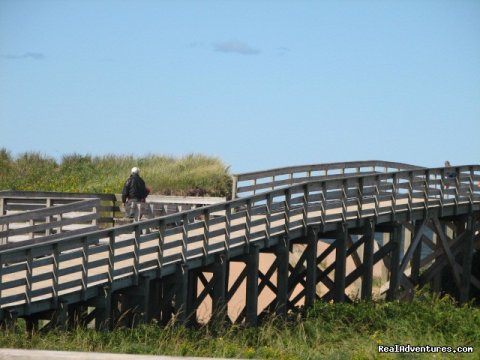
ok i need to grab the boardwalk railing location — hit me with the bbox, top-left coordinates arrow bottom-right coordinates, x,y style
0,164 -> 479,317
0,191 -> 119,228
231,160 -> 424,198
0,198 -> 101,245
128,194 -> 226,218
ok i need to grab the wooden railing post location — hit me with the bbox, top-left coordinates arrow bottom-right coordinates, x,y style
202,210 -> 210,260
357,178 -> 364,219
231,175 -> 238,200
81,236 -> 89,300
284,188 -> 291,237
245,198 -> 252,248
224,204 -> 231,253
265,194 -> 272,246
107,230 -> 115,284
341,179 -> 347,222
133,226 -> 141,285
302,184 -> 309,228
391,173 -> 397,219
26,249 -> 33,312
52,243 -> 60,307
181,214 -> 188,263
45,198 -> 52,236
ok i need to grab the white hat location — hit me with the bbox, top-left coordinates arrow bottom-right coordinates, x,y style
131,167 -> 140,174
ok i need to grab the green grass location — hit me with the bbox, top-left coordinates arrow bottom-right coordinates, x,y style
0,148 -> 232,197
0,290 -> 478,359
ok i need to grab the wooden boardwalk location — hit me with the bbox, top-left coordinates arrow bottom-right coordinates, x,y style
0,160 -> 479,329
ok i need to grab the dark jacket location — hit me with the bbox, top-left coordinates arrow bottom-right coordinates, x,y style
122,174 -> 148,203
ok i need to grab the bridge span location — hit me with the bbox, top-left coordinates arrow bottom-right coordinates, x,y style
0,160 -> 479,330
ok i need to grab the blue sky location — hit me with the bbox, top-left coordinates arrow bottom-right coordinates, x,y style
1,0 -> 479,173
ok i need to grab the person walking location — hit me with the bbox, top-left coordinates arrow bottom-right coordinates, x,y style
122,167 -> 150,220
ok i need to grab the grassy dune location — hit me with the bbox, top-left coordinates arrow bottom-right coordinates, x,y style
0,148 -> 232,197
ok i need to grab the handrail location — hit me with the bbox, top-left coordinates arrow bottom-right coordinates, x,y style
0,191 -> 118,227
0,198 -> 101,244
0,164 -> 479,312
231,160 -> 424,198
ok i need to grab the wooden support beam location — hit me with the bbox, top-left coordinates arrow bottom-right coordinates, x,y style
25,317 -> 39,334
410,220 -> 424,283
419,233 -> 465,285
399,219 -> 427,275
185,270 -> 198,326
226,265 -> 247,303
142,276 -> 159,324
346,235 -> 362,269
95,286 -> 112,331
460,214 -> 475,304
174,263 -> 189,325
276,236 -> 290,317
432,217 -> 462,290
246,244 -> 259,327
159,278 -> 175,325
334,223 -> 347,302
258,261 -> 278,294
305,227 -> 318,308
431,229 -> 443,293
361,219 -> 375,300
386,225 -> 402,301
287,243 -> 309,299
212,254 -> 227,324
51,301 -> 68,330
67,303 -> 87,329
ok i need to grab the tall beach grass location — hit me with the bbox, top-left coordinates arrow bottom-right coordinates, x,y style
0,290 -> 478,359
0,148 -> 231,197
